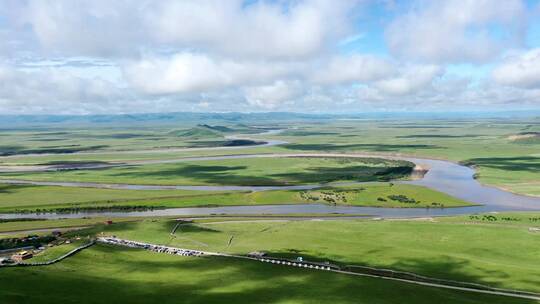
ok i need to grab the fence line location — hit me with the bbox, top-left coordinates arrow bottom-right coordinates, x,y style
1,241 -> 95,267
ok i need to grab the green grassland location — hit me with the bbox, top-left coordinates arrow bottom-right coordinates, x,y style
0,183 -> 472,213
266,119 -> 540,196
0,244 -> 534,304
0,214 -> 370,237
1,117 -> 538,304
0,217 -> 147,234
2,118 -> 538,195
0,184 -> 223,209
0,144 -> 279,165
0,157 -> 414,186
0,124 -> 264,156
93,214 -> 540,293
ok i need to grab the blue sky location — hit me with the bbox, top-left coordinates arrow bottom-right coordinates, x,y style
0,0 -> 539,114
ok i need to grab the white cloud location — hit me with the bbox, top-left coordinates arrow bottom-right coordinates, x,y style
0,0 -> 537,114
19,0 -> 144,57
243,80 -> 305,109
0,64 -> 128,114
374,65 -> 443,95
123,53 -> 301,94
8,0 -> 357,59
492,48 -> 540,88
147,0 -> 356,58
385,0 -> 526,63
311,55 -> 395,84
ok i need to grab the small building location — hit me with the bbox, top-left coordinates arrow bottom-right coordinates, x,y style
52,230 -> 62,237
248,251 -> 267,258
12,251 -> 33,262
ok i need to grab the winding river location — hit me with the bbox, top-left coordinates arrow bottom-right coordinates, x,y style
1,130 -> 539,219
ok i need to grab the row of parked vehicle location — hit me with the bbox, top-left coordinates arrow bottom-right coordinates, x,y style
98,237 -> 336,273
98,237 -> 205,257
259,258 -> 333,271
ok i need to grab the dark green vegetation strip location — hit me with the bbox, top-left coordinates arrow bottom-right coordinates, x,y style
0,144 -> 109,156
0,234 -> 56,250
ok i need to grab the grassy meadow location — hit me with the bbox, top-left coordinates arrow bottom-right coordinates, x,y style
0,117 -> 538,303
0,157 -> 414,186
267,119 -> 540,196
90,214 -> 540,293
1,117 -> 538,195
0,183 -> 472,213
0,124 -> 265,156
0,244 -> 535,304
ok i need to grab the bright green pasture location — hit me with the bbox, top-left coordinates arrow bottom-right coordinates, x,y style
0,184 -> 219,209
0,183 -> 472,212
0,157 -> 413,186
0,244 -> 533,304
104,215 -> 540,292
0,217 -> 147,234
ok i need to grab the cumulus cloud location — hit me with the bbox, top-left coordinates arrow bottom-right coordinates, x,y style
243,80 -> 305,109
146,0 -> 357,58
374,65 -> 443,95
385,0 -> 526,63
124,52 -> 414,97
123,53 -> 301,95
0,0 -> 537,114
0,64 -> 128,114
7,0 -> 357,59
356,75 -> 540,110
17,0 -> 144,57
492,48 -> 540,88
310,55 -> 395,84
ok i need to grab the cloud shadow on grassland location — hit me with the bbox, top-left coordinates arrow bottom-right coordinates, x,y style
464,156 -> 540,172
108,163 -> 412,186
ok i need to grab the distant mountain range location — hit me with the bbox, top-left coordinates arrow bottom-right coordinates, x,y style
0,111 -> 538,129
0,112 -> 327,128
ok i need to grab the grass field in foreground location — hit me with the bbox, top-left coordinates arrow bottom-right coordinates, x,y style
0,183 -> 472,213
0,244 -> 534,304
96,215 -> 540,293
0,157 -> 413,186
